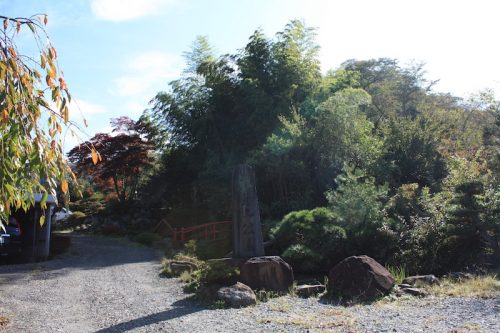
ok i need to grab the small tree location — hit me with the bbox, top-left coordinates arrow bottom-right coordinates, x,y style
0,15 -> 76,227
444,181 -> 500,269
326,166 -> 396,261
68,117 -> 154,205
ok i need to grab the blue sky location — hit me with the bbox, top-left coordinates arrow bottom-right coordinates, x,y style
1,0 -> 499,150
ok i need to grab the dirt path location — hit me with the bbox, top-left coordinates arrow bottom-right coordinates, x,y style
0,235 -> 205,333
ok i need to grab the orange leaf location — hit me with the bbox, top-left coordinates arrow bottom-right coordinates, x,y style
61,179 -> 69,194
1,110 -> 8,123
58,77 -> 67,90
8,47 -> 16,58
46,75 -> 54,88
91,149 -> 98,165
44,15 -> 48,25
16,21 -> 20,33
49,63 -> 57,79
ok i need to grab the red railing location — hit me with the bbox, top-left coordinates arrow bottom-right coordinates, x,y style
172,220 -> 232,242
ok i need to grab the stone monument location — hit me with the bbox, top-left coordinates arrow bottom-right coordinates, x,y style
232,164 -> 265,258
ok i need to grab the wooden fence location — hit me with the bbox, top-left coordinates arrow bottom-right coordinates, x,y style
172,220 -> 232,242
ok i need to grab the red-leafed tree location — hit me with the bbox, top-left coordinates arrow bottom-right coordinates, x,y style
68,117 -> 155,204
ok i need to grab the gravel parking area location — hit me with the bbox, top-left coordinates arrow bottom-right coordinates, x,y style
0,235 -> 498,332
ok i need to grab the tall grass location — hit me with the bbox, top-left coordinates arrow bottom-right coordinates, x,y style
386,265 -> 408,285
426,275 -> 500,298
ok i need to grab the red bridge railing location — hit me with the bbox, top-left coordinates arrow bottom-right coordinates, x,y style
172,220 -> 232,242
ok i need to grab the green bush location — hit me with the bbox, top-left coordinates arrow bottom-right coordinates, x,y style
382,182 -> 452,274
271,207 -> 346,272
184,239 -> 197,256
327,166 -> 396,261
201,260 -> 239,286
175,260 -> 240,303
282,244 -> 321,272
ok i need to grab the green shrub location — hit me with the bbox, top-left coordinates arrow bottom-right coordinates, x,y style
175,260 -> 240,301
272,207 -> 336,251
184,240 -> 197,256
201,261 -> 239,286
282,244 -> 321,272
327,166 -> 396,261
181,268 -> 203,293
271,207 -> 346,273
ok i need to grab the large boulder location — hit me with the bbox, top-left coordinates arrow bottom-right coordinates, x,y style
239,256 -> 294,292
328,255 -> 394,300
217,282 -> 257,308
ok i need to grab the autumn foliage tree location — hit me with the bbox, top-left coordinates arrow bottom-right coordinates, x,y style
68,117 -> 154,204
0,15 -> 75,227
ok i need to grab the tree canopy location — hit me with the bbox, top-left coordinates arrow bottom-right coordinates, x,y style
68,117 -> 154,205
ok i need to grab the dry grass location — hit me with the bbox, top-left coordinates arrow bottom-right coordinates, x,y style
258,305 -> 357,331
425,275 -> 500,298
0,314 -> 9,331
258,315 -> 356,331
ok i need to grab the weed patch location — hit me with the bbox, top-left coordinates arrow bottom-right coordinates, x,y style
425,275 -> 500,298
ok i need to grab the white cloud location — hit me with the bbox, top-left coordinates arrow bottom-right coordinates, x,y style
48,98 -> 107,119
91,0 -> 175,22
113,51 -> 182,97
70,99 -> 108,116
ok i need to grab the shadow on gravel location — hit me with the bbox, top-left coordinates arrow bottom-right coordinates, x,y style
0,234 -> 161,283
94,297 -> 203,333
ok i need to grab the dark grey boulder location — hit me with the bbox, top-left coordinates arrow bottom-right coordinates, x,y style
217,282 -> 257,308
239,256 -> 294,292
327,255 -> 395,301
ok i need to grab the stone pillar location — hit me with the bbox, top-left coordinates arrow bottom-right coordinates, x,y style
232,164 -> 265,258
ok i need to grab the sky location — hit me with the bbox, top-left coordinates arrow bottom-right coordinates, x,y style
1,0 -> 499,151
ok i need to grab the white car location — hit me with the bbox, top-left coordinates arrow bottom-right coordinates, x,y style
54,208 -> 72,222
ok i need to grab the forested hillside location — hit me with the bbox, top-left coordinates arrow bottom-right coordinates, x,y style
73,21 -> 499,275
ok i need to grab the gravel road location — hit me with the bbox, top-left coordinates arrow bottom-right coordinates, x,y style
0,235 -> 498,332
